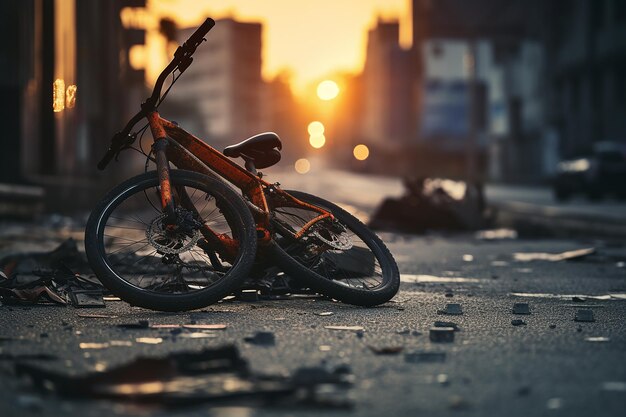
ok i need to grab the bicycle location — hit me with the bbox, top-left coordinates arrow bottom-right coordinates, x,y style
85,18 -> 400,311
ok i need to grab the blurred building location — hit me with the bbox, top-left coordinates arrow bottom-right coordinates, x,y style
0,0 -> 146,212
168,18 -> 263,149
361,19 -> 416,149
411,0 -> 546,182
542,0 -> 626,159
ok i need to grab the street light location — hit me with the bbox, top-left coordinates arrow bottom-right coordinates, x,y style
353,144 -> 369,161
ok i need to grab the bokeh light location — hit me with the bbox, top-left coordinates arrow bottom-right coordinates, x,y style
294,158 -> 311,174
353,144 -> 370,161
317,80 -> 339,101
309,134 -> 326,149
307,121 -> 325,136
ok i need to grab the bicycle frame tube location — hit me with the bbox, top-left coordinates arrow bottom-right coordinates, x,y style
156,116 -> 334,240
147,111 -> 176,222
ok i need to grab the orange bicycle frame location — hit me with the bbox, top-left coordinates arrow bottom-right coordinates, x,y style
146,111 -> 333,246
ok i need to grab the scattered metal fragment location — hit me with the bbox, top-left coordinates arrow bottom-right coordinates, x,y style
135,337 -> 163,344
574,309 -> 595,322
183,324 -> 227,330
510,292 -> 626,301
438,303 -> 463,315
317,312 -> 334,316
513,248 -> 595,262
404,351 -> 446,363
102,296 -> 122,302
179,332 -> 216,339
511,319 -> 526,326
244,331 -> 276,346
584,336 -> 610,342
16,345 -> 354,408
77,313 -> 118,319
68,290 -> 105,308
324,326 -> 364,332
368,346 -> 403,355
236,289 -> 259,302
434,321 -> 460,331
400,274 -> 482,284
109,341 -> 133,347
429,327 -> 455,343
512,303 -> 530,315
79,342 -> 110,350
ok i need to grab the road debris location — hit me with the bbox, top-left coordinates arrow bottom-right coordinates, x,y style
135,337 -> 163,344
116,320 -> 150,329
368,346 -> 403,355
475,228 -> 518,240
404,351 -> 446,363
317,312 -> 334,316
369,177 -> 490,233
438,303 -> 463,315
513,248 -> 595,262
511,319 -> 526,326
429,327 -> 455,343
15,345 -> 354,408
574,309 -> 595,322
434,321 -> 460,331
79,342 -> 111,350
244,331 -> 276,346
584,336 -> 610,342
324,326 -> 365,332
77,313 -> 118,319
512,303 -> 531,315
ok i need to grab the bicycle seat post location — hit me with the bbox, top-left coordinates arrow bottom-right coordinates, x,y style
243,157 -> 257,175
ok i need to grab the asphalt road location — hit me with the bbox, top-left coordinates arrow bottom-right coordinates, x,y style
1,168 -> 626,417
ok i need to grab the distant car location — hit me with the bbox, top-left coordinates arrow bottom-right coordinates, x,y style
553,142 -> 626,201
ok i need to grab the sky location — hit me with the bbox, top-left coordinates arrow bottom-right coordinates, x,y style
146,0 -> 411,91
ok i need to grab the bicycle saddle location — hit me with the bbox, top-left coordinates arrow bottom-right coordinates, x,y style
223,132 -> 282,169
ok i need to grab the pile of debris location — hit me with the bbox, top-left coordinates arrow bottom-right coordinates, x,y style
369,176 -> 492,233
0,239 -> 315,307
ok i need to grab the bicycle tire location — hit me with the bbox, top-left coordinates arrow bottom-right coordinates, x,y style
267,190 -> 399,306
85,170 -> 257,311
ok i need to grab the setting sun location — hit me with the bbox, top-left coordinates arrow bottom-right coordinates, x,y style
317,80 -> 340,101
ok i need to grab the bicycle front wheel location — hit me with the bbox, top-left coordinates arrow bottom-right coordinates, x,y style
85,170 -> 257,311
267,190 -> 399,306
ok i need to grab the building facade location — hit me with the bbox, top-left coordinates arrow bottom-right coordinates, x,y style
167,18 -> 263,149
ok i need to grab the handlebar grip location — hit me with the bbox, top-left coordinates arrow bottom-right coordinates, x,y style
187,18 -> 215,46
97,148 -> 117,170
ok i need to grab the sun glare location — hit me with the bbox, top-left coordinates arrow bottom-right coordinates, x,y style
294,158 -> 311,174
317,80 -> 339,101
309,134 -> 326,149
353,144 -> 369,161
307,121 -> 325,136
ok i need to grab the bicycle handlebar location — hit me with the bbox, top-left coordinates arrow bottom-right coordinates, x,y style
97,18 -> 215,170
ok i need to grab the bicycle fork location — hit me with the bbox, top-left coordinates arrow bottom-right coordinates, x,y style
148,111 -> 176,224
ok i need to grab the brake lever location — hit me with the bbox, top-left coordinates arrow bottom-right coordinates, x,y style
114,133 -> 138,162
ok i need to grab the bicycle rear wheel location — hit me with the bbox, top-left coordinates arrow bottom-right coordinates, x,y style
267,190 -> 399,306
85,170 -> 256,311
